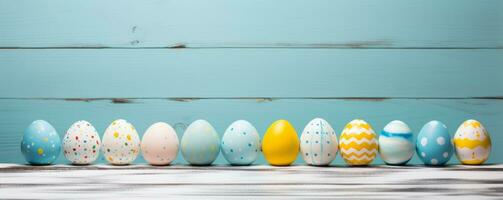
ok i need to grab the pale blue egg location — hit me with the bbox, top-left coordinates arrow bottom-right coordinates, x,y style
20,120 -> 61,165
181,119 -> 220,165
221,120 -> 260,165
416,120 -> 453,166
379,120 -> 414,165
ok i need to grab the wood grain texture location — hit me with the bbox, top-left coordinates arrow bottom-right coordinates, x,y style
0,98 -> 501,165
0,0 -> 502,48
0,49 -> 501,98
1,164 -> 502,199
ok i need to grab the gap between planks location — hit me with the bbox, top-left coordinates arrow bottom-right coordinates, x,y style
1,46 -> 503,50
0,97 -> 501,104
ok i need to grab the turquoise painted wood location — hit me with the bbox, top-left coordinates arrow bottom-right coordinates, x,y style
0,0 -> 501,166
0,0 -> 502,48
0,99 -> 501,165
0,49 -> 501,98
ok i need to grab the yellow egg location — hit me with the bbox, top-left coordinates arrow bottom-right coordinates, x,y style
262,120 -> 300,166
339,119 -> 378,166
454,119 -> 491,165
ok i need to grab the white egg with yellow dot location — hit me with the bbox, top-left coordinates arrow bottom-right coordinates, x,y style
102,119 -> 141,165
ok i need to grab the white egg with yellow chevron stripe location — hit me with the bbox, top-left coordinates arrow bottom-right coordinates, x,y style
454,119 -> 491,165
300,118 -> 338,166
339,119 -> 378,166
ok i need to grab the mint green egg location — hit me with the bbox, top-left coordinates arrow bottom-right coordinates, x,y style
180,120 -> 220,166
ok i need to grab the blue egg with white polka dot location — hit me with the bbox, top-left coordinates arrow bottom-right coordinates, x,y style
221,120 -> 260,165
416,120 -> 453,166
20,120 -> 61,165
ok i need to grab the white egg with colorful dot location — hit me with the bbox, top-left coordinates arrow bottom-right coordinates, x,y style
141,122 -> 179,165
102,119 -> 141,165
300,118 -> 338,166
221,120 -> 260,165
62,120 -> 101,165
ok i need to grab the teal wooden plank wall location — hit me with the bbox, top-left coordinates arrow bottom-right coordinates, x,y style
0,0 -> 501,165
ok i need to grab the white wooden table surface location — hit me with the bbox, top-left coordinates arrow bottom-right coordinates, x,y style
0,164 -> 502,199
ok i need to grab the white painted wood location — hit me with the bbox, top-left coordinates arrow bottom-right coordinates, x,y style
0,164 -> 501,199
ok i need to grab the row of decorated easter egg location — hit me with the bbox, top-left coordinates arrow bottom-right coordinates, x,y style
20,118 -> 491,166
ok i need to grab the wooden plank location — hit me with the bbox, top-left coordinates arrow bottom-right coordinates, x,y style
0,98 -> 501,165
0,49 -> 501,98
0,0 -> 502,48
0,164 -> 502,199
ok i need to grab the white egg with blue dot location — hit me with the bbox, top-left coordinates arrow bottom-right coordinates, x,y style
300,118 -> 338,166
416,120 -> 453,166
221,120 -> 260,165
181,119 -> 220,166
20,120 -> 61,165
379,120 -> 414,165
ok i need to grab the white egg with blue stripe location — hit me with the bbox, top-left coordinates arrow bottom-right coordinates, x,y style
379,120 -> 414,165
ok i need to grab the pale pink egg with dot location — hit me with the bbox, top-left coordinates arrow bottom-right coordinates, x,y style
141,122 -> 179,165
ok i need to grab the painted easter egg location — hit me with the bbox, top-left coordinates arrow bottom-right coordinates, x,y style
221,120 -> 260,165
262,119 -> 299,166
20,120 -> 61,165
416,120 -> 453,166
379,120 -> 414,165
102,119 -> 141,165
454,119 -> 491,165
62,120 -> 101,165
300,118 -> 338,166
339,119 -> 377,166
181,120 -> 220,166
141,122 -> 179,165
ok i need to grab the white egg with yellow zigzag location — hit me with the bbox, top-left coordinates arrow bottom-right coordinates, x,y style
454,119 -> 491,165
339,119 -> 378,166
